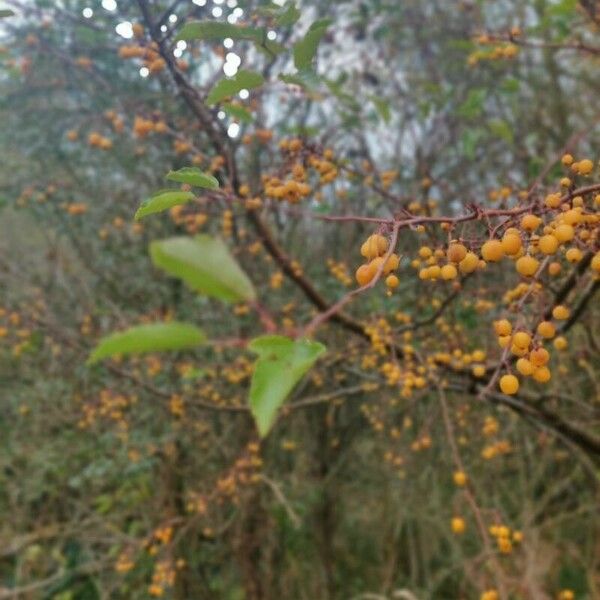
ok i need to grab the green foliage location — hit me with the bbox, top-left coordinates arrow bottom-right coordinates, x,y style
206,70 -> 265,105
165,167 -> 219,189
149,235 -> 256,303
293,19 -> 332,70
248,336 -> 326,437
87,322 -> 206,364
134,190 -> 195,220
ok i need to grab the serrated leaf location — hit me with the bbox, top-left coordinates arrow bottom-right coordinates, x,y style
150,235 -> 256,303
248,336 -> 326,437
293,20 -> 330,70
166,167 -> 219,189
206,70 -> 264,105
87,322 -> 206,364
135,190 -> 195,220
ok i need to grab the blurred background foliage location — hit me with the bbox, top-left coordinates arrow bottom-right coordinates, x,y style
0,0 -> 599,599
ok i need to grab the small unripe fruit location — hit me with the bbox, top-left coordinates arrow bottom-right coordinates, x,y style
499,374 -> 519,395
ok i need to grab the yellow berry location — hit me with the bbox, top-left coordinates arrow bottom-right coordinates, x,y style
481,240 -> 504,262
553,336 -> 568,350
521,214 -> 541,231
516,357 -> 534,376
447,242 -> 467,263
441,264 -> 458,280
499,374 -> 519,395
459,251 -> 479,274
385,274 -> 399,289
453,471 -> 467,486
513,331 -> 531,349
451,517 -> 466,534
530,347 -> 550,367
501,232 -> 522,255
516,255 -> 539,277
552,305 -> 570,320
553,223 -> 574,243
356,264 -> 374,286
532,366 -> 551,383
539,234 -> 559,255
536,321 -> 556,339
565,248 -> 582,263
494,319 -> 512,336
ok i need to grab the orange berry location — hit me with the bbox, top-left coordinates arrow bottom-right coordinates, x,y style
521,214 -> 541,231
532,366 -> 551,383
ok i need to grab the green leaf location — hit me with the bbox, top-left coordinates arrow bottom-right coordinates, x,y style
166,167 -> 219,189
178,20 -> 262,42
488,119 -> 513,143
279,70 -> 321,91
457,88 -> 486,119
249,336 -> 326,437
276,4 -> 301,26
87,322 -> 206,364
293,19 -> 331,70
177,20 -> 284,55
206,70 -> 264,105
150,235 -> 256,303
135,190 -> 195,221
369,95 -> 391,123
0,9 -> 15,18
222,102 -> 254,124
